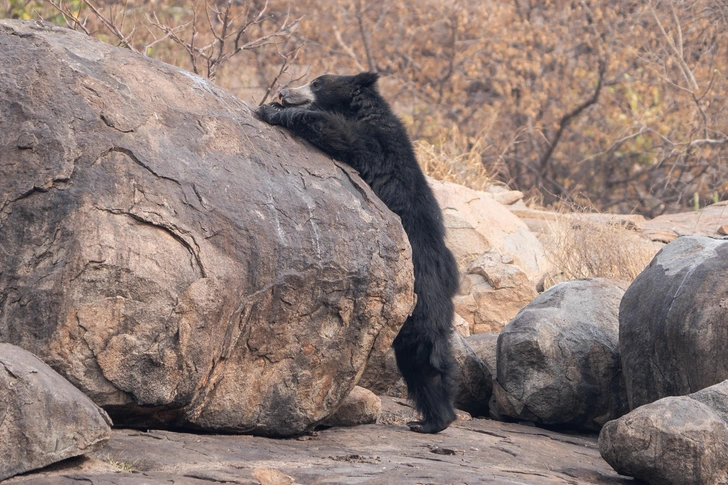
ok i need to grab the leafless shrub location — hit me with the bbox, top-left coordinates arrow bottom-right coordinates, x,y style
147,1 -> 300,81
45,0 -> 302,93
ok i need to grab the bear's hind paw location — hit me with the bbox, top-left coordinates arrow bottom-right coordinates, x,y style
406,418 -> 454,434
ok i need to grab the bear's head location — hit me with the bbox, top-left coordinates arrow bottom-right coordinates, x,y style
278,72 -> 379,114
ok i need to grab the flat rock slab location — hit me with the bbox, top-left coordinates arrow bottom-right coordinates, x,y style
640,201 -> 728,242
8,418 -> 630,484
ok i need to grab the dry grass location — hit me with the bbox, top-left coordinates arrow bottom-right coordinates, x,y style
101,455 -> 135,472
415,126 -> 494,192
541,208 -> 659,289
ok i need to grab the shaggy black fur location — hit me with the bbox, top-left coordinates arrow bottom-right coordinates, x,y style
257,72 -> 459,433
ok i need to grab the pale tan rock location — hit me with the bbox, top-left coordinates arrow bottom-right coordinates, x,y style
322,386 -> 381,427
428,178 -> 550,282
509,208 -> 646,237
253,468 -> 295,485
454,250 -> 537,333
453,312 -> 471,337
487,189 -> 524,206
426,178 -> 546,334
510,202 -> 727,247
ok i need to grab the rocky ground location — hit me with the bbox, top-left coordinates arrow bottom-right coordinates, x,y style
7,398 -> 631,485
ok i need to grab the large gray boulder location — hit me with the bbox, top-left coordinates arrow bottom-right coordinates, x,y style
1,343 -> 111,481
494,278 -> 629,430
600,382 -> 728,485
0,20 -> 414,436
620,236 -> 728,409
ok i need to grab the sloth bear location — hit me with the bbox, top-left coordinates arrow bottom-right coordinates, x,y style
257,72 -> 459,433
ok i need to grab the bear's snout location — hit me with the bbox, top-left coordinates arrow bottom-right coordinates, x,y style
278,84 -> 314,108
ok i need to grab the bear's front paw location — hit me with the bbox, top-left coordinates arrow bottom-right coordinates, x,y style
256,102 -> 285,124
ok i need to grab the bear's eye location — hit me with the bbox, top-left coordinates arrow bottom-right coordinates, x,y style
311,79 -> 322,89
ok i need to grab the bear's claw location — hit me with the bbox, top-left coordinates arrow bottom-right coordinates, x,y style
256,102 -> 284,123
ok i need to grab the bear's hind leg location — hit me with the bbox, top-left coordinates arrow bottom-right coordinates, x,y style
405,371 -> 457,433
394,328 -> 457,434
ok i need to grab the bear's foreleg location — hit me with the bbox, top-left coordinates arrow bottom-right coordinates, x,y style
257,104 -> 361,163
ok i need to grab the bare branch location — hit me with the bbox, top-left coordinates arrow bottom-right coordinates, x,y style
650,2 -> 699,90
355,0 -> 378,72
79,0 -> 138,52
148,11 -> 199,73
333,26 -> 367,71
46,0 -> 91,35
538,59 -> 607,176
258,43 -> 305,106
147,0 -> 298,80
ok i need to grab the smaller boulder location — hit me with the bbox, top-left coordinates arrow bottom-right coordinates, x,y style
599,396 -> 728,485
358,345 -> 407,398
641,201 -> 728,242
451,332 -> 492,417
322,386 -> 381,427
0,343 -> 112,481
466,332 -> 503,419
465,332 -> 499,378
493,278 -> 628,430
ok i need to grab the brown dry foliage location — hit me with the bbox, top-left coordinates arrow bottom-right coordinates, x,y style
414,126 -> 494,191
541,210 -> 659,288
5,0 -> 728,216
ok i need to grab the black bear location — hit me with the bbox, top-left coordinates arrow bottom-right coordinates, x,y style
257,72 -> 459,433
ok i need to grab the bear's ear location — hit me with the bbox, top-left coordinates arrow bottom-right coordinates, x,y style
353,72 -> 379,87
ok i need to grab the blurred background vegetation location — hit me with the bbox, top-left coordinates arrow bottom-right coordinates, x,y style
4,0 -> 727,217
